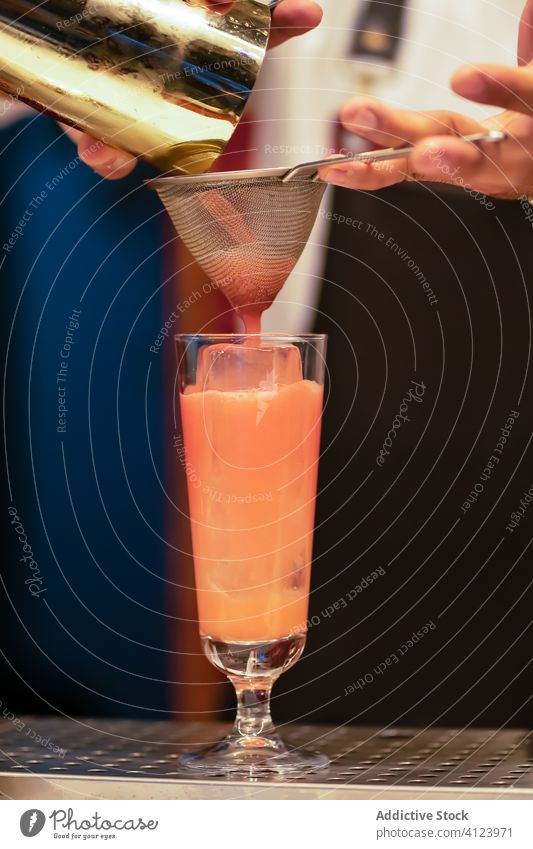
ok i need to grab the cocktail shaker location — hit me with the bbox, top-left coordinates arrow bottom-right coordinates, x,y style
0,0 -> 275,173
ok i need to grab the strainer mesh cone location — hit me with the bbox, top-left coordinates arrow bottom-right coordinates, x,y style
154,176 -> 327,311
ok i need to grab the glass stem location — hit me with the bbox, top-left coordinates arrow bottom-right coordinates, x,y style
230,677 -> 276,739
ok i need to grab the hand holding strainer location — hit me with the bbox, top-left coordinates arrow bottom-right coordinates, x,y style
148,131 -> 506,316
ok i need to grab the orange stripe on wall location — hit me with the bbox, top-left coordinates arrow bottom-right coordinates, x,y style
165,119 -> 254,718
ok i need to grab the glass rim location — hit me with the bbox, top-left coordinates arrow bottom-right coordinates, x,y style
174,333 -> 327,342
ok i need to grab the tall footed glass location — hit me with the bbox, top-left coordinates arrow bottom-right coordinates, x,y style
175,334 -> 328,777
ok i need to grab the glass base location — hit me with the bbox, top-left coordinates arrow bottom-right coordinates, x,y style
180,734 -> 330,778
180,633 -> 329,778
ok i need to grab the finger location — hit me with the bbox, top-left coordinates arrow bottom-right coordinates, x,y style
88,156 -> 138,180
518,0 -> 533,65
339,98 -> 483,148
319,102 -> 483,190
60,124 -> 84,145
203,0 -> 323,45
452,63 -> 533,115
318,157 -> 411,190
62,127 -> 137,179
409,135 -> 486,183
78,135 -> 137,179
411,122 -> 533,198
206,1 -> 233,11
408,133 -> 525,199
269,0 -> 322,49
319,132 -> 499,193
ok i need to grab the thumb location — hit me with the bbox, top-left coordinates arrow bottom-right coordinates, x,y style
518,0 -> 533,66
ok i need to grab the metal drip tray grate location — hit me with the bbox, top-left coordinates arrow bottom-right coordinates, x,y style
1,718 -> 533,799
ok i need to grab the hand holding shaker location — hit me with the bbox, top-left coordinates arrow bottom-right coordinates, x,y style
0,0 -> 276,174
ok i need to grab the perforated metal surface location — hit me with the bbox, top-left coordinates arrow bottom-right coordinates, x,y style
1,718 -> 533,800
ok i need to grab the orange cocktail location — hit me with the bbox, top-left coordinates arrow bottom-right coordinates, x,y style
181,375 -> 323,642
176,334 -> 328,776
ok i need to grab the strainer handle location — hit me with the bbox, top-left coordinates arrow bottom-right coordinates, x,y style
282,130 -> 507,182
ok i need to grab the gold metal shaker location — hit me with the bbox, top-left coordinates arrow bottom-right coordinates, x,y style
0,0 -> 275,173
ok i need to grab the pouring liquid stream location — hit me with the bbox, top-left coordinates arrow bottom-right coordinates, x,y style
241,309 -> 262,337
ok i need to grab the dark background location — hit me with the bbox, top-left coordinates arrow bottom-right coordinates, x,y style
276,183 -> 533,729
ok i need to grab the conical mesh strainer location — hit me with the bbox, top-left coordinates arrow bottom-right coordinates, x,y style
148,130 -> 506,315
149,172 -> 328,314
